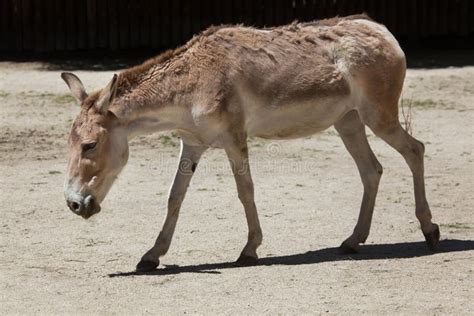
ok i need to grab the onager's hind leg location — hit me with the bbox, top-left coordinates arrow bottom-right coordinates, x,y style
136,141 -> 206,272
362,109 -> 440,250
335,111 -> 383,253
225,140 -> 262,266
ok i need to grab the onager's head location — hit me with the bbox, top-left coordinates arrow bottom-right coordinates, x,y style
61,73 -> 129,219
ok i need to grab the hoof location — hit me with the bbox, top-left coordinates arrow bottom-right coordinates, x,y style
423,224 -> 440,251
136,259 -> 159,272
338,241 -> 358,254
235,254 -> 258,267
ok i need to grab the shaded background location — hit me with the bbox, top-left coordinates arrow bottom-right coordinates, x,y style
1,0 -> 473,56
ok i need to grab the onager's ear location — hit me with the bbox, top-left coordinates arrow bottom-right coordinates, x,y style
96,74 -> 118,114
61,72 -> 88,102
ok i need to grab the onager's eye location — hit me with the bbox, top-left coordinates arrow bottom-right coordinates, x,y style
82,142 -> 97,152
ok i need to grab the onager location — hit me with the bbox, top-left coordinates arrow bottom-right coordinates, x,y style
62,15 -> 439,272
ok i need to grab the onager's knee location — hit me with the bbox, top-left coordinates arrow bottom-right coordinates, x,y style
238,193 -> 254,206
411,139 -> 425,161
167,196 -> 184,214
362,161 -> 383,191
249,229 -> 263,245
402,138 -> 426,173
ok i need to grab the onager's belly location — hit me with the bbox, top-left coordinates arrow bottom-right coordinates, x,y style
244,97 -> 352,139
236,60 -> 353,139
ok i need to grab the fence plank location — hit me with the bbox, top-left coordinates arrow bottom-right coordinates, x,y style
304,0 -> 315,21
34,0 -> 46,52
438,0 -> 448,35
447,0 -> 457,34
211,0 -> 223,25
54,0 -> 65,51
264,0 -> 274,27
76,0 -> 88,49
42,0 -> 54,52
149,0 -> 159,48
130,1 -> 141,48
397,0 -> 408,37
160,0 -> 171,48
65,0 -> 76,50
21,0 -> 33,51
338,0 -> 350,16
419,0 -> 428,37
222,0 -> 232,25
108,0 -> 118,50
253,0 -> 264,26
190,0 -> 201,34
181,0 -> 191,42
283,0 -> 294,23
0,0 -> 8,51
97,0 -> 108,48
10,0 -> 21,51
408,0 -> 418,40
377,0 -> 387,26
469,0 -> 474,33
274,0 -> 284,26
202,0 -> 213,29
242,0 -> 253,26
458,0 -> 469,35
86,0 -> 97,49
324,0 -> 335,19
355,0 -> 367,17
171,0 -> 181,46
294,0 -> 305,22
386,0 -> 397,34
232,0 -> 243,25
3,0 -> 14,51
118,0 -> 129,49
140,0 -> 150,47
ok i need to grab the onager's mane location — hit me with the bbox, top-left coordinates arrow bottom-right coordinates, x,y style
116,25 -> 228,96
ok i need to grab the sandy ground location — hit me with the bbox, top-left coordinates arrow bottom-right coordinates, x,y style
0,59 -> 473,314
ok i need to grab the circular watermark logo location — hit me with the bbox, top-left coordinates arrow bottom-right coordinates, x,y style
266,142 -> 282,157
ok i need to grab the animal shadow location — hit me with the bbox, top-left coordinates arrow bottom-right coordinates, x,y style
108,239 -> 474,277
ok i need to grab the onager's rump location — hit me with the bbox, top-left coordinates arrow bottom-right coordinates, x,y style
61,15 -> 439,272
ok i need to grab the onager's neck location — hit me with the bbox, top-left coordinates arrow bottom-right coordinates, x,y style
112,52 -> 195,139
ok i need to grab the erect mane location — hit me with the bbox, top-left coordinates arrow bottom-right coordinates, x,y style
116,48 -> 185,95
116,25 -> 229,95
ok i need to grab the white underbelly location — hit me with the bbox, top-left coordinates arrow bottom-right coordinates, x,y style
244,97 -> 352,139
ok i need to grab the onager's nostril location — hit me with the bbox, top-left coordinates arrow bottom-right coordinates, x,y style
68,201 -> 81,212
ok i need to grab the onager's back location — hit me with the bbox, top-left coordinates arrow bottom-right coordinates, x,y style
61,15 -> 439,272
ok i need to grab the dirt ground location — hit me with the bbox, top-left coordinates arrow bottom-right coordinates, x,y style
1,57 -> 473,314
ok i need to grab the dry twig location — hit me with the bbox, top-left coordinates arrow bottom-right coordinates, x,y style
400,97 -> 413,135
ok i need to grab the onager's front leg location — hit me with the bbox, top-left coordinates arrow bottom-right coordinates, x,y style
136,141 -> 206,272
225,143 -> 263,266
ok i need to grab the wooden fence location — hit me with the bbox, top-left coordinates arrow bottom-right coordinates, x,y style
1,0 -> 473,53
